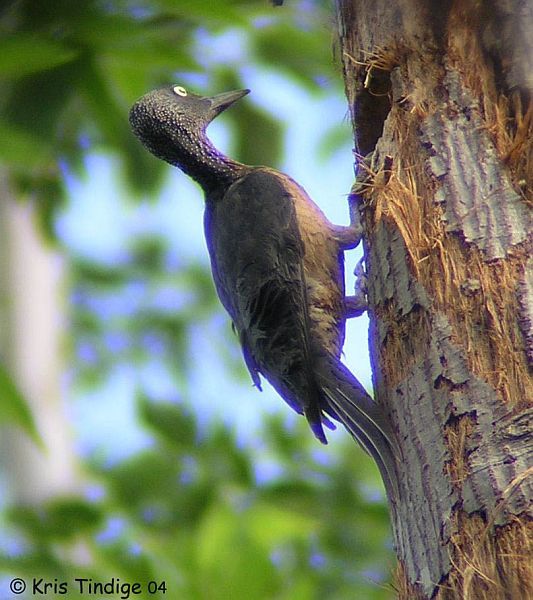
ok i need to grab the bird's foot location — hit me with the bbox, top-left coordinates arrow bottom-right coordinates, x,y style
333,182 -> 365,250
332,222 -> 362,250
345,257 -> 368,318
345,294 -> 367,318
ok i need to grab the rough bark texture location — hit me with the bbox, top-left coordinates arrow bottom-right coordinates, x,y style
336,1 -> 532,598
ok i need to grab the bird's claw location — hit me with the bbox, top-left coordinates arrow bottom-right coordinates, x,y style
345,257 -> 368,318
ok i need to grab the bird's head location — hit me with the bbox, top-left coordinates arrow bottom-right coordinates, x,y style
129,84 -> 250,168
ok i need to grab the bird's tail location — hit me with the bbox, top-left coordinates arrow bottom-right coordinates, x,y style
315,355 -> 399,498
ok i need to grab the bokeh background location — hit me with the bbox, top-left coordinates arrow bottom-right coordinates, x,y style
0,1 -> 394,598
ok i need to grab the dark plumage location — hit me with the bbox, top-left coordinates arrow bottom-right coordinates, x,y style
129,85 -> 398,495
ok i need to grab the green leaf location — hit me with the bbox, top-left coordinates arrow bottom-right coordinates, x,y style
253,23 -> 335,91
196,502 -> 279,599
103,451 -> 181,509
138,395 -> 197,449
317,123 -> 353,161
0,120 -> 51,168
46,497 -> 102,538
0,363 -> 42,445
203,424 -> 254,486
0,35 -> 78,78
78,58 -> 166,193
2,62 -> 81,141
245,502 -> 317,548
8,497 -> 101,541
156,0 -> 248,25
234,101 -> 284,168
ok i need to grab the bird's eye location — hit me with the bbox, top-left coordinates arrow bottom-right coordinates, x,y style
173,85 -> 188,97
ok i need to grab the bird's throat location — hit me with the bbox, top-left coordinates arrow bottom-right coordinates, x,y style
171,133 -> 247,195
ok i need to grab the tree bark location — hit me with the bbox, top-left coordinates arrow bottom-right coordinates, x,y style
335,1 -> 532,598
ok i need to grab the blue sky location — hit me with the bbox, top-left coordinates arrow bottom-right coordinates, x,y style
57,68 -> 372,463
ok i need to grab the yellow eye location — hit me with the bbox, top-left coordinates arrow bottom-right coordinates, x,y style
173,85 -> 187,97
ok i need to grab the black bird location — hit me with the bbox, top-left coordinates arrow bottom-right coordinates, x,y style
129,85 -> 397,494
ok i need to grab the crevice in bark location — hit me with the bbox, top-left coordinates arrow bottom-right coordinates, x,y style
443,413 -> 476,491
353,69 -> 393,156
517,257 -> 533,365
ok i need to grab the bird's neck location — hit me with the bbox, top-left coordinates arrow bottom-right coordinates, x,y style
171,133 -> 248,195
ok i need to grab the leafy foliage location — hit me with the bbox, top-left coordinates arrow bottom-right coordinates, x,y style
0,364 -> 41,445
1,399 -> 394,599
69,244 -> 221,387
0,0 -> 336,211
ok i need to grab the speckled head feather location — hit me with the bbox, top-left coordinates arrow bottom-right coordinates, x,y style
129,85 -> 250,191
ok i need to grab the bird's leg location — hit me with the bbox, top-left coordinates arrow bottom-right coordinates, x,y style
340,175 -> 368,318
332,223 -> 362,250
345,256 -> 367,318
332,169 -> 371,250
332,191 -> 363,250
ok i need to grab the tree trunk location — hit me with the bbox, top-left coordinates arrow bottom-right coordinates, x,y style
335,1 -> 532,598
0,177 -> 79,503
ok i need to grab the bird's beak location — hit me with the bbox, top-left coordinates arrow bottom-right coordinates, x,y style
208,89 -> 250,119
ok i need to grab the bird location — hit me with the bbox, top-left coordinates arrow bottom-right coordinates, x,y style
129,85 -> 398,495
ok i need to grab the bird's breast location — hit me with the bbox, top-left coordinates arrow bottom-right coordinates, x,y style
275,174 -> 346,357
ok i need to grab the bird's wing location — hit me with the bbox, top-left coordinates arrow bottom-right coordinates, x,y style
238,327 -> 262,390
205,169 -> 398,493
204,168 -> 326,439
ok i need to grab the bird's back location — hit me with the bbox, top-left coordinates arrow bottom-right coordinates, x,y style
205,168 -> 346,351
204,167 -> 346,439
